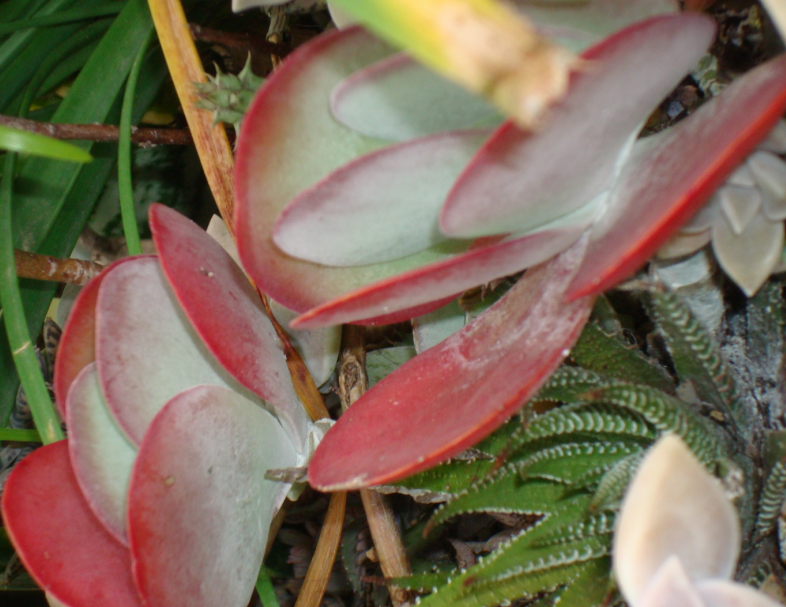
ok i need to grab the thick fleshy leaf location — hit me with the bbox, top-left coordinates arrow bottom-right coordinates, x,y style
67,364 -> 136,545
614,436 -> 739,607
204,214 -> 342,387
412,299 -> 466,353
760,120 -> 786,154
681,197 -> 721,234
273,131 -> 487,266
236,27 -> 475,324
567,54 -> 786,299
291,225 -> 585,329
53,258 -> 139,417
1,441 -> 142,607
149,204 -> 309,445
331,53 -> 501,141
308,236 -> 594,490
637,557 -> 706,607
696,579 -> 784,607
128,385 -> 299,607
95,257 -> 254,445
656,230 -> 711,261
718,185 -> 761,235
712,211 -> 783,297
440,13 -> 716,238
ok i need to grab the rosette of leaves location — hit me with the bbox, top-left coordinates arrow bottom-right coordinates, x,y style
366,287 -> 759,607
658,120 -> 786,297
229,5 -> 786,491
1,205 -> 327,607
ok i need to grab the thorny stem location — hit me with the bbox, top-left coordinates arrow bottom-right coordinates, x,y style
0,115 -> 197,145
14,249 -> 103,285
339,325 -> 412,607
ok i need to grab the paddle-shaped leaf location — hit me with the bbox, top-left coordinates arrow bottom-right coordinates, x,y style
308,236 -> 594,490
614,436 -> 739,606
567,54 -> 786,299
128,385 -> 300,607
236,27 -> 461,324
67,364 -> 137,545
440,13 -> 716,238
1,441 -> 143,607
150,204 -> 309,444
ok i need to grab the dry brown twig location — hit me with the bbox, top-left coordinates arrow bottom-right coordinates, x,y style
14,250 -> 103,285
339,325 -> 412,607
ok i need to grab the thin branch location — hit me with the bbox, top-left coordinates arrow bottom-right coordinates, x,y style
14,249 -> 103,285
189,22 -> 290,58
339,326 -> 412,607
0,115 -> 196,145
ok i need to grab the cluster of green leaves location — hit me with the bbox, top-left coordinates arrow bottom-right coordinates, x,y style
384,288 -> 741,607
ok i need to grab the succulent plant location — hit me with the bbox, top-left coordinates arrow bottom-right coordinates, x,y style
658,120 -> 786,296
1,205 -> 330,607
232,10 -> 786,491
194,57 -> 265,134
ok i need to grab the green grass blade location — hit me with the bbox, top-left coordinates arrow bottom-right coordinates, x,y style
118,28 -> 155,256
0,428 -> 41,442
0,154 -> 64,444
0,2 -> 124,35
0,124 -> 92,161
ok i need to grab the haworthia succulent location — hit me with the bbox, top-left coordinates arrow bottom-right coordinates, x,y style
589,450 -> 646,511
519,440 -> 643,484
756,459 -> 786,537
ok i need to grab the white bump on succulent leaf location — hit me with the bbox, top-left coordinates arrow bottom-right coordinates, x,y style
67,364 -> 137,545
749,151 -> 786,221
718,184 -> 761,235
655,230 -> 712,261
760,120 -> 786,154
614,435 -> 740,607
637,557 -> 706,607
696,579 -> 785,607
712,211 -> 784,297
327,0 -> 356,29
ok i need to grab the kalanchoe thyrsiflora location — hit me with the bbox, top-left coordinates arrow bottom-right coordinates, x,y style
658,120 -> 786,296
614,435 -> 781,607
234,9 -> 786,491
1,205 -> 330,607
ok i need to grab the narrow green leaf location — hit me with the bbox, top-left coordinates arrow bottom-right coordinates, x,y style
0,427 -> 41,442
0,124 -> 92,161
256,565 -> 281,607
0,2 -> 123,35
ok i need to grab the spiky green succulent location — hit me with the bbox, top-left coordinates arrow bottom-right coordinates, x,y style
194,56 -> 264,134
371,287 -> 781,607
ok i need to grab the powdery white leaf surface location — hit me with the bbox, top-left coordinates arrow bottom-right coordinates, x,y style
204,214 -> 341,385
440,13 -> 716,239
637,557 -> 706,607
567,54 -> 786,299
696,579 -> 785,607
291,225 -> 585,329
128,385 -> 299,607
1,441 -> 142,607
656,230 -> 711,261
614,436 -> 739,607
712,211 -> 783,297
308,235 -> 594,490
95,257 -> 252,445
67,364 -> 137,546
273,131 -> 487,266
331,53 -> 501,141
718,185 -> 761,235
681,195 -> 721,234
150,204 -> 309,445
53,258 -> 139,417
235,27 -> 472,324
